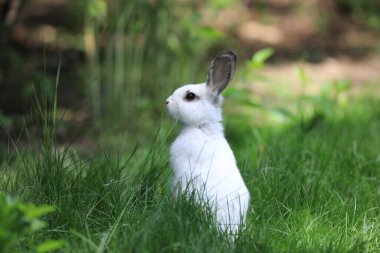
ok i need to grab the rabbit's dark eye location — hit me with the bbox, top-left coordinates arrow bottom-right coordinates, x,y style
185,92 -> 197,102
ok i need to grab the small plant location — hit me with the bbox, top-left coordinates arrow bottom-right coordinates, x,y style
225,50 -> 352,132
225,48 -> 274,115
0,192 -> 65,253
293,66 -> 352,129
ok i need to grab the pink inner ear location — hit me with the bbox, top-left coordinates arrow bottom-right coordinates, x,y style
208,56 -> 233,95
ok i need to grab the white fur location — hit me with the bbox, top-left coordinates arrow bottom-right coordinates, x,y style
166,79 -> 250,233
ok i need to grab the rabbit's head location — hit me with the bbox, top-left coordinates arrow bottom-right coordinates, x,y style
166,52 -> 237,126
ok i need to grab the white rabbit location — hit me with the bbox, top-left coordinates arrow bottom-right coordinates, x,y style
166,52 -> 250,233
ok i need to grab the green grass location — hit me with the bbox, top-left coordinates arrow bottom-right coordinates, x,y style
1,99 -> 380,252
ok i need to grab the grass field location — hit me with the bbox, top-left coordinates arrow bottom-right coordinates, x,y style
1,97 -> 380,253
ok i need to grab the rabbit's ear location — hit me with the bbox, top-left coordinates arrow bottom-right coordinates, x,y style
206,52 -> 237,96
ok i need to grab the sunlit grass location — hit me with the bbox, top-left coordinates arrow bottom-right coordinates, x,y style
1,97 -> 379,252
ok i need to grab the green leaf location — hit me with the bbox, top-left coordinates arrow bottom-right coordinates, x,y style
30,220 -> 47,232
272,107 -> 295,119
207,0 -> 236,9
22,204 -> 55,220
251,48 -> 274,67
294,66 -> 309,86
36,240 -> 66,253
240,99 -> 263,108
335,80 -> 352,92
87,0 -> 107,20
198,26 -> 222,40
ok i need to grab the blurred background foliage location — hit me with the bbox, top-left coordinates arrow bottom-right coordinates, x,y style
0,0 -> 379,148
0,1 -> 379,251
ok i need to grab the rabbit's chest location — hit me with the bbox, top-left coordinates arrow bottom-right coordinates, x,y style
170,129 -> 233,177
171,134 -> 215,167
